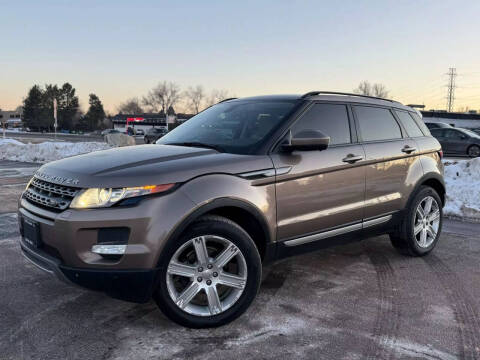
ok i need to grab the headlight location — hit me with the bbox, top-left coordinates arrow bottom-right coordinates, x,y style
70,184 -> 175,209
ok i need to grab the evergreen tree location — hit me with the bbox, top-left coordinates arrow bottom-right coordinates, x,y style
58,83 -> 79,130
167,105 -> 176,115
40,84 -> 59,131
84,93 -> 106,130
22,83 -> 81,131
23,85 -> 46,130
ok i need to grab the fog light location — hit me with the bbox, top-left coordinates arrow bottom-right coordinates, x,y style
91,244 -> 127,255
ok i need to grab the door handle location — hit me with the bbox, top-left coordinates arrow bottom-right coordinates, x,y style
342,154 -> 363,163
402,145 -> 417,154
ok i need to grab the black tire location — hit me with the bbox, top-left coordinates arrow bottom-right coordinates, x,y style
389,186 -> 443,256
153,215 -> 262,328
467,144 -> 480,158
144,137 -> 149,144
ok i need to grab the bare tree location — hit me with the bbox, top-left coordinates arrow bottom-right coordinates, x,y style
457,106 -> 470,113
184,85 -> 206,114
353,81 -> 389,98
142,81 -> 182,114
205,89 -> 231,108
117,97 -> 144,114
371,83 -> 389,98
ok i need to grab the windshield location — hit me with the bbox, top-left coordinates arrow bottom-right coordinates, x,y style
157,100 -> 298,154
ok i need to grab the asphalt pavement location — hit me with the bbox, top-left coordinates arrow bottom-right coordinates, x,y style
1,160 -> 479,360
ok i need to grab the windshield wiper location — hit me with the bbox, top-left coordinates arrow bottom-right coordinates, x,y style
165,142 -> 225,153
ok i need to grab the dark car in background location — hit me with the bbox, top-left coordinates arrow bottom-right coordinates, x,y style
430,127 -> 480,157
144,127 -> 168,143
425,122 -> 453,130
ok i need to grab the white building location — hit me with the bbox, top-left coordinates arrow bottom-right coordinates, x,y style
0,110 -> 23,128
421,111 -> 480,129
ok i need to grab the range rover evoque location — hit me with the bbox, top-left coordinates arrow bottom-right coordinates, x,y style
18,92 -> 445,328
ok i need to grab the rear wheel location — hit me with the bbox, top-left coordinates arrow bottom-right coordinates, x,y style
467,144 -> 480,157
154,215 -> 261,328
390,186 -> 442,256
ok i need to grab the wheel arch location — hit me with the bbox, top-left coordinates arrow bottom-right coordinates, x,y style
161,198 -> 274,264
411,173 -> 446,207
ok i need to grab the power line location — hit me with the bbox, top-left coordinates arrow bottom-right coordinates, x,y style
446,67 -> 457,112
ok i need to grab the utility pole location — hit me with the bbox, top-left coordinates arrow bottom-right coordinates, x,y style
446,67 -> 457,112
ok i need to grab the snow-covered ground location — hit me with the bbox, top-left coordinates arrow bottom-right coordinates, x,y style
443,158 -> 480,220
0,138 -> 111,163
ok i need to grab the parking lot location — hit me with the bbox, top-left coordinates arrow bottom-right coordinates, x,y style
1,159 -> 479,360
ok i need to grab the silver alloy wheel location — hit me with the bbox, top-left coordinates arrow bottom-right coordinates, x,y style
414,196 -> 440,248
166,235 -> 247,317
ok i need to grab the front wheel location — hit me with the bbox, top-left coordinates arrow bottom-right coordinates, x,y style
154,215 -> 262,328
390,186 -> 443,256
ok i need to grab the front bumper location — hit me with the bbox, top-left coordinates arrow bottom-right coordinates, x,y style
20,237 -> 159,303
17,189 -> 197,302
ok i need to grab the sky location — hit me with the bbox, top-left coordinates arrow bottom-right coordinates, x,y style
1,0 -> 480,113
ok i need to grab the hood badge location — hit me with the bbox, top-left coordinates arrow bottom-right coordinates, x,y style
35,171 -> 80,185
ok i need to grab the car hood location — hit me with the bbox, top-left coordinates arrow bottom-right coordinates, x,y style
34,144 -> 273,188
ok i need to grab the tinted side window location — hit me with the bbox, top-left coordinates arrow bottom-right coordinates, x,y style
354,106 -> 402,142
444,129 -> 464,139
410,112 -> 431,135
395,110 -> 424,137
292,104 -> 351,145
430,129 -> 444,137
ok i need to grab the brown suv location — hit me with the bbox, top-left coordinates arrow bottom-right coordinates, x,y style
18,92 -> 445,328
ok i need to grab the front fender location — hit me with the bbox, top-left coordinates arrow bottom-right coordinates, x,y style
153,174 -> 276,265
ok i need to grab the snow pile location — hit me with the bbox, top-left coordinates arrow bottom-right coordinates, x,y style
0,138 -> 24,145
105,133 -> 136,146
0,139 -> 111,163
444,158 -> 480,220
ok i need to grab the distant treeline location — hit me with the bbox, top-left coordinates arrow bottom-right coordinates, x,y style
23,83 -> 106,131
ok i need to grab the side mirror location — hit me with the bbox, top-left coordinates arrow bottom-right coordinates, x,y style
282,129 -> 330,152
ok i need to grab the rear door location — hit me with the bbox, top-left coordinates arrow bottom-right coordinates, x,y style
352,105 -> 418,220
271,102 -> 366,242
443,129 -> 466,154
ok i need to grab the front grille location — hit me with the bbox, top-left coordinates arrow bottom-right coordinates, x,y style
24,177 -> 81,211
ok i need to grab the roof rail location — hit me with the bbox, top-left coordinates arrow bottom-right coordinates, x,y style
217,97 -> 237,103
301,91 -> 399,103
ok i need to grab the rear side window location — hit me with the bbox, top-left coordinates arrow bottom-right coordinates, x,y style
292,103 -> 351,145
409,112 -> 431,136
395,110 -> 424,137
354,106 -> 402,142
